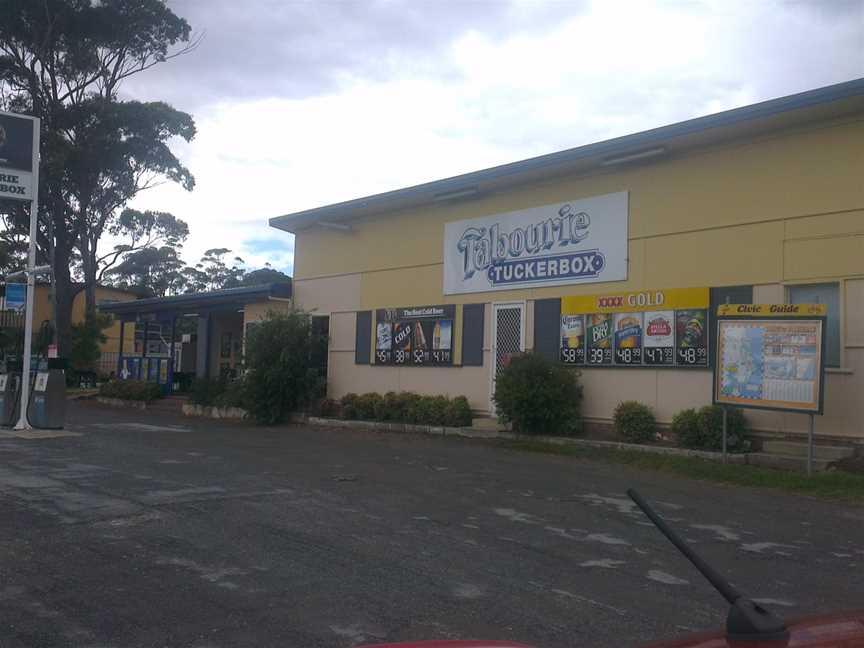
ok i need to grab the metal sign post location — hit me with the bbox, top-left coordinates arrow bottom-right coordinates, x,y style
807,414 -> 815,477
721,406 -> 728,464
1,110 -> 41,430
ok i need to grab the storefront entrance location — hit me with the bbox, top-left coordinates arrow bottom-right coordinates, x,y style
490,302 -> 525,408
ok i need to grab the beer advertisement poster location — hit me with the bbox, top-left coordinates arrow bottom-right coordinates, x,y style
586,313 -> 613,365
560,315 -> 585,364
375,305 -> 455,366
613,312 -> 643,365
676,309 -> 708,366
643,310 -> 675,365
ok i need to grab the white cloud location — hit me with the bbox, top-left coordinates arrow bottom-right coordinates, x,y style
126,0 -> 864,274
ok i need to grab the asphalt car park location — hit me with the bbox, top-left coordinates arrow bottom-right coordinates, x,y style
0,401 -> 861,648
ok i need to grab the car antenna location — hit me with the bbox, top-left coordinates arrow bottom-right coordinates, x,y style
627,488 -> 789,644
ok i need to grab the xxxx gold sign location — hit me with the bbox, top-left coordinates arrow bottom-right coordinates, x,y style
560,287 -> 710,367
562,287 -> 709,315
716,303 -> 827,317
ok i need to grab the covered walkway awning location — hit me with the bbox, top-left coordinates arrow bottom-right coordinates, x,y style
100,283 -> 292,316
99,282 -> 292,386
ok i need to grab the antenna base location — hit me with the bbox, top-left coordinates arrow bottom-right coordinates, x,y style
726,598 -> 790,644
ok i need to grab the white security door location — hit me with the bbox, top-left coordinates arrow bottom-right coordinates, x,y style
490,302 -> 526,407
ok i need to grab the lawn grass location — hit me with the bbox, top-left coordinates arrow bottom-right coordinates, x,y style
492,438 -> 864,501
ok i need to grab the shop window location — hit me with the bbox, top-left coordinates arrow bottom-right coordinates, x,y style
789,283 -> 841,367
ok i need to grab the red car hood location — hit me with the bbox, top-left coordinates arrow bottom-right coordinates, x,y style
359,609 -> 864,648
359,642 -> 532,648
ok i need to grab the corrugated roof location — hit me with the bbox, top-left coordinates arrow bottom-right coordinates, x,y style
269,78 -> 864,233
98,282 -> 292,315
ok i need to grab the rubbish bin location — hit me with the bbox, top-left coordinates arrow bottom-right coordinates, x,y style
0,370 -> 21,427
27,358 -> 66,429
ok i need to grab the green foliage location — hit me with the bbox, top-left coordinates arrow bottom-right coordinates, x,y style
70,314 -> 112,372
0,0 -> 196,351
239,267 -> 291,287
309,398 -> 341,418
493,353 -> 583,436
189,377 -> 249,409
243,310 -> 326,425
445,396 -> 473,427
214,379 -> 249,409
613,401 -> 657,444
189,378 -> 225,406
673,405 -> 749,452
338,391 -> 473,427
99,379 -> 162,402
672,408 -> 702,448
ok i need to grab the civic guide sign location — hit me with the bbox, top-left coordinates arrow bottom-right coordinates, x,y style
714,304 -> 827,414
0,111 -> 37,202
443,191 -> 628,295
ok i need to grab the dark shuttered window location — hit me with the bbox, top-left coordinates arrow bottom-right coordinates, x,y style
461,303 -> 485,366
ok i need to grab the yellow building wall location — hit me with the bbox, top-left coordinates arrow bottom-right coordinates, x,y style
289,114 -> 864,438
26,285 -> 138,354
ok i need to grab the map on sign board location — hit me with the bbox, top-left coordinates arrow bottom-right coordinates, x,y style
715,317 -> 824,413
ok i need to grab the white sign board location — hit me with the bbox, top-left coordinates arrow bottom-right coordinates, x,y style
0,112 -> 37,202
443,191 -> 628,295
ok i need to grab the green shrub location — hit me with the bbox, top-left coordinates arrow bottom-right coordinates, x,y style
99,379 -> 163,402
214,379 -> 249,409
672,408 -> 701,448
70,314 -> 112,372
309,398 -> 341,418
445,396 -> 473,427
189,378 -> 225,406
340,393 -> 360,419
673,405 -> 749,452
352,392 -> 382,420
613,401 -> 656,444
493,353 -> 583,435
338,391 -> 472,427
244,309 -> 327,424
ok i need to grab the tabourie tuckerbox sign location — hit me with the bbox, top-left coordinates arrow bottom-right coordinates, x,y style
0,112 -> 36,202
442,191 -> 628,295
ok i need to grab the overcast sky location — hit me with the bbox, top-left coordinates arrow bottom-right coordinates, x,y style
123,0 -> 864,274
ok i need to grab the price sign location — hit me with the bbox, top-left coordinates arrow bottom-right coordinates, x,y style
560,288 -> 710,369
375,305 -> 455,367
560,315 -> 585,364
586,314 -> 613,365
643,311 -> 675,366
676,309 -> 708,366
613,312 -> 643,365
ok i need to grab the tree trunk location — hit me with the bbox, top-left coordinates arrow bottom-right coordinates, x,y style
79,235 -> 98,319
53,242 -> 74,358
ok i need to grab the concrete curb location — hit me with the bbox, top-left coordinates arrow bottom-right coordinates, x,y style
296,415 -> 747,463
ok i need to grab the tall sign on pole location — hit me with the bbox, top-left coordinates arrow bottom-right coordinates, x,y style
1,110 -> 41,430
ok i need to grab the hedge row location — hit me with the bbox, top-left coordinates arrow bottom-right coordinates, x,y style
313,392 -> 474,428
99,380 -> 163,403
